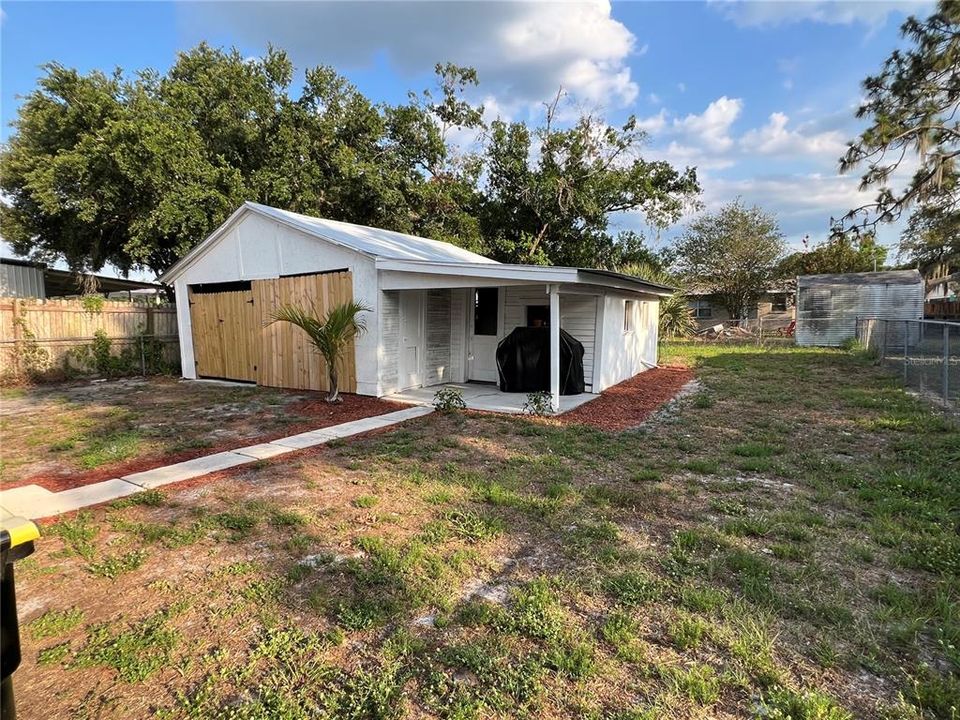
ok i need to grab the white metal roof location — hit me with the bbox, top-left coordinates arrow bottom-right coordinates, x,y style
162,202 -> 497,283
161,203 -> 672,297
250,202 -> 497,264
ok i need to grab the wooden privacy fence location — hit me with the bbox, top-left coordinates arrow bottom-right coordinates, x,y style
926,301 -> 960,320
189,270 -> 357,392
0,297 -> 179,377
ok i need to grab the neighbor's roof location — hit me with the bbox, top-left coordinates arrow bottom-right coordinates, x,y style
685,278 -> 796,296
162,202 -> 496,282
1,257 -> 162,297
797,269 -> 922,287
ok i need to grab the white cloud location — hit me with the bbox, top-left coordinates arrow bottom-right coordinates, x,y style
179,0 -> 641,108
635,109 -> 668,134
740,112 -> 847,158
703,173 -> 868,217
648,92 -> 661,105
677,82 -> 687,93
652,141 -> 737,170
673,96 -> 742,152
710,0 -> 933,29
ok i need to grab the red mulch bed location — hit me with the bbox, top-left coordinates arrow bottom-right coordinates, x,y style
559,366 -> 695,431
14,394 -> 409,493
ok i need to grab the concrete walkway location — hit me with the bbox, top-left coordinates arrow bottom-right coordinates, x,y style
0,405 -> 433,521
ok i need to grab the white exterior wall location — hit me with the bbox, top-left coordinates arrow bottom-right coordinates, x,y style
425,289 -> 453,386
172,212 -> 381,395
502,285 -> 598,390
449,288 -> 467,383
379,291 -> 401,395
595,293 -> 659,391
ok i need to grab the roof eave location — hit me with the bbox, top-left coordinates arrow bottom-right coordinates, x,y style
576,269 -> 675,297
376,259 -> 673,296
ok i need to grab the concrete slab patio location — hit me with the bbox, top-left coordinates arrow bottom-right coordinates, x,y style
386,382 -> 598,414
0,405 -> 433,521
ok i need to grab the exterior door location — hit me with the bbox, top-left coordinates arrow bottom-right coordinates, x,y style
399,291 -> 423,390
189,286 -> 259,382
468,287 -> 500,382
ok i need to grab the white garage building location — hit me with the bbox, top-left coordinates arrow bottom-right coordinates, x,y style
162,202 -> 669,412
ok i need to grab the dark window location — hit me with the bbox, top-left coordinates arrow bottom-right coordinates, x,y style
772,294 -> 787,312
688,299 -> 713,319
624,300 -> 636,332
189,281 -> 252,294
526,305 -> 550,327
474,288 -> 499,336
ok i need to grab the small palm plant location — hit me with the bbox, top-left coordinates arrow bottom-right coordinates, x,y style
269,300 -> 371,403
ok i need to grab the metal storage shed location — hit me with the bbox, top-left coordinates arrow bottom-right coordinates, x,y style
796,270 -> 924,347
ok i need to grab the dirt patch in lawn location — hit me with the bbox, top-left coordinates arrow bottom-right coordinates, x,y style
560,365 -> 695,431
1,379 -> 408,492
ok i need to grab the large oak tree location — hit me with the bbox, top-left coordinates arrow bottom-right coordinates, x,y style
0,46 -> 697,280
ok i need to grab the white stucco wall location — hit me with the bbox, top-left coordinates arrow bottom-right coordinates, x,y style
595,294 -> 659,391
172,211 -> 381,395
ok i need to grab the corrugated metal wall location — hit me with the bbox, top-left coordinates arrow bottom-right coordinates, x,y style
0,263 -> 45,298
796,280 -> 924,347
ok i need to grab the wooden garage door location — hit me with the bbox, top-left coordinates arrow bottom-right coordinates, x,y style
254,271 -> 356,393
189,287 -> 259,382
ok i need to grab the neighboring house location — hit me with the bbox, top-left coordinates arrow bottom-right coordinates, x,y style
921,262 -> 959,319
686,281 -> 796,330
0,257 -> 162,299
161,202 -> 671,410
922,261 -> 959,302
795,270 -> 924,347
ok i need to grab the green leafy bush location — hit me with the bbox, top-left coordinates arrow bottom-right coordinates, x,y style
523,391 -> 554,416
433,386 -> 467,412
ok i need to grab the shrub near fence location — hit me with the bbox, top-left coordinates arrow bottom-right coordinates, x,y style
0,297 -> 180,383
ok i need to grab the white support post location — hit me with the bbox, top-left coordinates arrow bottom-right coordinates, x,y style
548,283 -> 560,412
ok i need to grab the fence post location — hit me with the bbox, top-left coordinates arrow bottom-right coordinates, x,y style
903,320 -> 908,385
145,305 -> 155,336
139,335 -> 146,376
944,325 -> 950,405
11,297 -> 22,377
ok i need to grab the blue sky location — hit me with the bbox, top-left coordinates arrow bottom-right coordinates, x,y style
0,0 -> 935,274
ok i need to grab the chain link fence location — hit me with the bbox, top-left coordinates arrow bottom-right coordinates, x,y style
856,318 -> 960,410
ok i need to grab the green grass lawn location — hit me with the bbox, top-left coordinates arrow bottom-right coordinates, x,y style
16,342 -> 959,719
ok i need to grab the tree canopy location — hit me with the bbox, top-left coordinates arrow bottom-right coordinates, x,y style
673,201 -> 785,320
481,93 -> 701,266
839,1 -> 959,270
0,45 -> 698,280
776,233 -> 887,278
